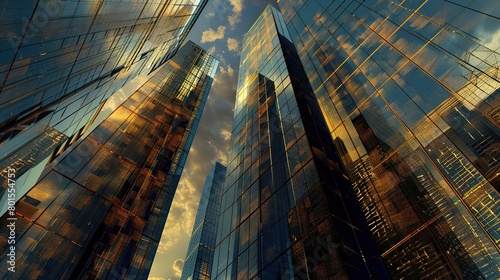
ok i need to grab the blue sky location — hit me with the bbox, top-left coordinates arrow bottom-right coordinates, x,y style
148,1 -> 277,279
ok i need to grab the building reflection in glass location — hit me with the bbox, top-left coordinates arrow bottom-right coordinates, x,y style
277,0 -> 500,278
0,41 -> 217,279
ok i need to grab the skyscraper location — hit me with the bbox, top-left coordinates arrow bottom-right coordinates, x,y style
181,162 -> 226,280
277,0 -> 500,278
0,0 -> 209,214
0,40 -> 218,279
212,6 -> 388,279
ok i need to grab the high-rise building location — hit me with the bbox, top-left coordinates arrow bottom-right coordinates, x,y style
181,162 -> 226,280
0,0 -> 209,215
212,6 -> 388,279
277,0 -> 500,278
0,41 -> 218,279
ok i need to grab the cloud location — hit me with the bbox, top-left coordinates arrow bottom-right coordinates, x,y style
214,51 -> 227,66
221,128 -> 232,141
200,26 -> 226,43
228,14 -> 240,27
207,46 -> 217,55
229,0 -> 243,13
172,259 -> 184,278
210,48 -> 229,67
156,169 -> 199,253
206,11 -> 215,18
227,38 -> 239,52
218,64 -> 236,77
228,0 -> 244,27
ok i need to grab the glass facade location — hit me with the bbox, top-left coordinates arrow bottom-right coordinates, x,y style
0,0 -> 209,214
277,0 -> 500,278
212,6 -> 388,279
0,41 -> 218,279
181,162 -> 227,280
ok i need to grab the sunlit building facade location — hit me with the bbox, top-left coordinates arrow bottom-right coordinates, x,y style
0,41 -> 218,279
0,0 -> 209,215
181,162 -> 227,280
277,0 -> 500,278
212,6 -> 388,279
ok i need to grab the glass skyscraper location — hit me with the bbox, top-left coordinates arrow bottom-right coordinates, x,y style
0,40 -> 217,279
0,0 -> 209,215
277,0 -> 500,278
212,6 -> 388,279
181,162 -> 226,280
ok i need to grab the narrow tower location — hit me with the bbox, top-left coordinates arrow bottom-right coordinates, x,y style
181,162 -> 227,280
212,6 -> 388,279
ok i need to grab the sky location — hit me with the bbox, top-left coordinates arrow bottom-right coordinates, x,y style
148,1 -> 277,279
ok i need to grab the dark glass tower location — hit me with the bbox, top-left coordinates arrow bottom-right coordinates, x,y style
181,162 -> 227,280
212,6 -> 388,279
0,0 -> 209,214
277,0 -> 500,278
0,41 -> 218,279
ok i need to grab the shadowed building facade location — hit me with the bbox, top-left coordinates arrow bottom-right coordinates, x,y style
0,41 -> 217,279
181,162 -> 227,280
0,0 -> 209,215
277,0 -> 500,278
212,6 -> 388,279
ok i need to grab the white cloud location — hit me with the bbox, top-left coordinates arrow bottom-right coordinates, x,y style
200,26 -> 226,43
208,46 -> 217,55
221,128 -> 232,141
228,0 -> 244,27
218,64 -> 236,77
157,167 -> 199,253
229,0 -> 243,13
172,259 -> 184,278
215,51 -> 227,65
206,11 -> 215,18
227,38 -> 239,52
228,14 -> 240,27
156,228 -> 177,254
